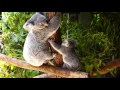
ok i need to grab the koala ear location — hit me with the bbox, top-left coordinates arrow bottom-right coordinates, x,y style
68,39 -> 76,48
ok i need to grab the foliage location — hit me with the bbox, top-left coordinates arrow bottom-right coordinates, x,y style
0,12 -> 1,30
61,13 -> 120,76
0,12 -> 41,78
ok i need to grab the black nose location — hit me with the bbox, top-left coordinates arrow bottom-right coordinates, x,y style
26,21 -> 35,25
30,21 -> 35,25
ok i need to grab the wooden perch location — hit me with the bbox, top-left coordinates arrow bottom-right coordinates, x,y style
0,53 -> 120,77
0,53 -> 88,78
91,59 -> 120,77
33,73 -> 61,78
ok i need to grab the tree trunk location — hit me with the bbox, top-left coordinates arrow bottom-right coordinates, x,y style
47,12 -> 63,67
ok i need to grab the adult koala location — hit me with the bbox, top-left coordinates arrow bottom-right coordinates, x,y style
23,12 -> 61,66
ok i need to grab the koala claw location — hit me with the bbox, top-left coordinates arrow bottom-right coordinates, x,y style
53,53 -> 56,58
48,39 -> 53,43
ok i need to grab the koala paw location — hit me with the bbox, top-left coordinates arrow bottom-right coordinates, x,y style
48,39 -> 53,43
53,53 -> 56,58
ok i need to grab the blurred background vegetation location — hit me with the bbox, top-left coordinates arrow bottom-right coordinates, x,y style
0,12 -> 120,78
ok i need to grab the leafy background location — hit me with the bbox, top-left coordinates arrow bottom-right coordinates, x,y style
0,12 -> 120,78
1,12 -> 40,78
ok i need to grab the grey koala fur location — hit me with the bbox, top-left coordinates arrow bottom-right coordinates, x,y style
23,12 -> 49,32
23,12 -> 61,66
48,39 -> 80,70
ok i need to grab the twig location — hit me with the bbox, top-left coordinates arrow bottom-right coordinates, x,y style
91,59 -> 120,76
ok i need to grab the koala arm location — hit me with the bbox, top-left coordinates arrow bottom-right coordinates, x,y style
43,12 -> 61,40
48,39 -> 63,55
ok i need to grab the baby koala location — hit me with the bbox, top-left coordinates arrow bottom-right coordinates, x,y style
48,39 -> 80,70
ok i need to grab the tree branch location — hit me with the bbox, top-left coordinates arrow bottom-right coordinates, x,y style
90,59 -> 120,77
33,73 -> 61,78
0,53 -> 88,78
1,53 -> 120,77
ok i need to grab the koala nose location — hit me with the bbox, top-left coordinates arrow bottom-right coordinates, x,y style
28,22 -> 35,25
27,21 -> 35,25
30,22 -> 35,25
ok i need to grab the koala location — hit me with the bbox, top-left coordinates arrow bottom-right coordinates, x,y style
23,12 -> 49,32
23,12 -> 61,66
48,39 -> 80,70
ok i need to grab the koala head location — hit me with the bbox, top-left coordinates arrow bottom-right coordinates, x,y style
23,12 -> 48,31
62,39 -> 76,48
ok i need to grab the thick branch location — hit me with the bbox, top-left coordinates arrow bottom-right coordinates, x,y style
91,59 -> 120,76
0,53 -> 88,78
33,74 -> 61,78
1,53 -> 120,77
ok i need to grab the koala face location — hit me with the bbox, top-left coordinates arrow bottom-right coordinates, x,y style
62,39 -> 76,48
23,12 -> 48,31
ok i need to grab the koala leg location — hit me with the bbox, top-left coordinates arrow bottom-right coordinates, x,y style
27,59 -> 44,67
43,53 -> 57,66
45,54 -> 54,60
62,63 -> 71,70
